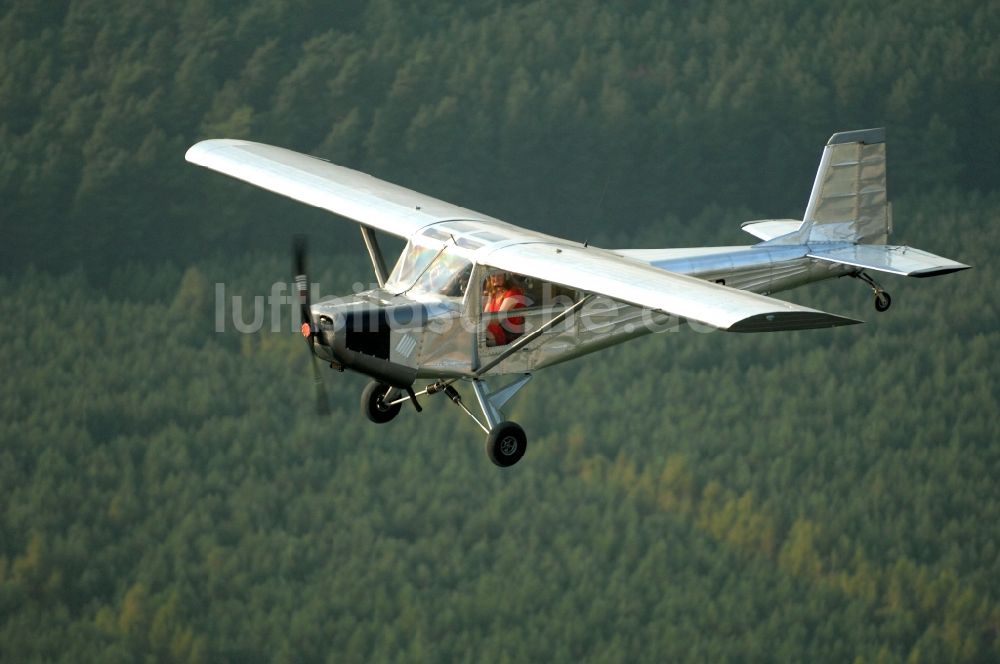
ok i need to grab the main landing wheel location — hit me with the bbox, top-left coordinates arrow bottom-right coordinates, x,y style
361,381 -> 401,424
485,421 -> 527,467
874,291 -> 892,312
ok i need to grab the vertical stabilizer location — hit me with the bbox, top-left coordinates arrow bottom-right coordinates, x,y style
799,128 -> 889,245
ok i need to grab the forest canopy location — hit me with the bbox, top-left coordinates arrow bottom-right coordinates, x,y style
1,1 -> 998,662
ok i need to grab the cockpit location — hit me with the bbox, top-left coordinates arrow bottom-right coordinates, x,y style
384,236 -> 474,298
383,221 -> 520,299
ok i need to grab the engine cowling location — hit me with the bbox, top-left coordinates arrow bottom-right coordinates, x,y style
313,300 -> 424,388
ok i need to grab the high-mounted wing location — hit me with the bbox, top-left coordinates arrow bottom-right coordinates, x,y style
482,242 -> 861,332
188,139 -> 859,332
185,139 -> 505,239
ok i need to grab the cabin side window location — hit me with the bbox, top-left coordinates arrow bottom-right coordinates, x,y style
479,270 -> 578,346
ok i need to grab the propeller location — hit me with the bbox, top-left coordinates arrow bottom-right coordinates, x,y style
293,236 -> 331,416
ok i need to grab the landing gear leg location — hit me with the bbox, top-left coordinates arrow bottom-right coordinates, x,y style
434,379 -> 531,467
854,271 -> 892,312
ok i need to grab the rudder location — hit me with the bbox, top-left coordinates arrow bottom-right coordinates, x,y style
799,128 -> 889,245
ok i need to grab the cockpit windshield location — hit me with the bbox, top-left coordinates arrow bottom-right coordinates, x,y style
386,238 -> 473,298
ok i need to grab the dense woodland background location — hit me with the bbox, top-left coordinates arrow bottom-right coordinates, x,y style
1,0 -> 998,662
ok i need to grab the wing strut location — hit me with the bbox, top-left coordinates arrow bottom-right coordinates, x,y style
474,295 -> 594,377
359,225 -> 390,287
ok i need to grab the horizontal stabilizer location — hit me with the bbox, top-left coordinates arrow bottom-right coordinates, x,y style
808,244 -> 970,278
741,219 -> 804,242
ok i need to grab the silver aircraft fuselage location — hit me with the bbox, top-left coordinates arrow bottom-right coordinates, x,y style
311,238 -> 855,381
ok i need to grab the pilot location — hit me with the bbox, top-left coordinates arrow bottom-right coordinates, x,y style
483,272 -> 527,346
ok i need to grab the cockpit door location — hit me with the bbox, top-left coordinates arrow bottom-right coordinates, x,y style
472,266 -> 581,374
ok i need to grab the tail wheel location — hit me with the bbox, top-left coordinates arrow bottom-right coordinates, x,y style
485,421 -> 527,467
361,381 -> 401,423
874,291 -> 892,312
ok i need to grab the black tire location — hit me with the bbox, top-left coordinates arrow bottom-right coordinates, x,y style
485,421 -> 527,467
874,291 -> 892,312
361,381 -> 401,424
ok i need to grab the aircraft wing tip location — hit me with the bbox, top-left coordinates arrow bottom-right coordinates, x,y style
909,264 -> 972,278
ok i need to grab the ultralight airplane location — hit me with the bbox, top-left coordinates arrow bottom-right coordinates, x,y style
187,128 -> 968,467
